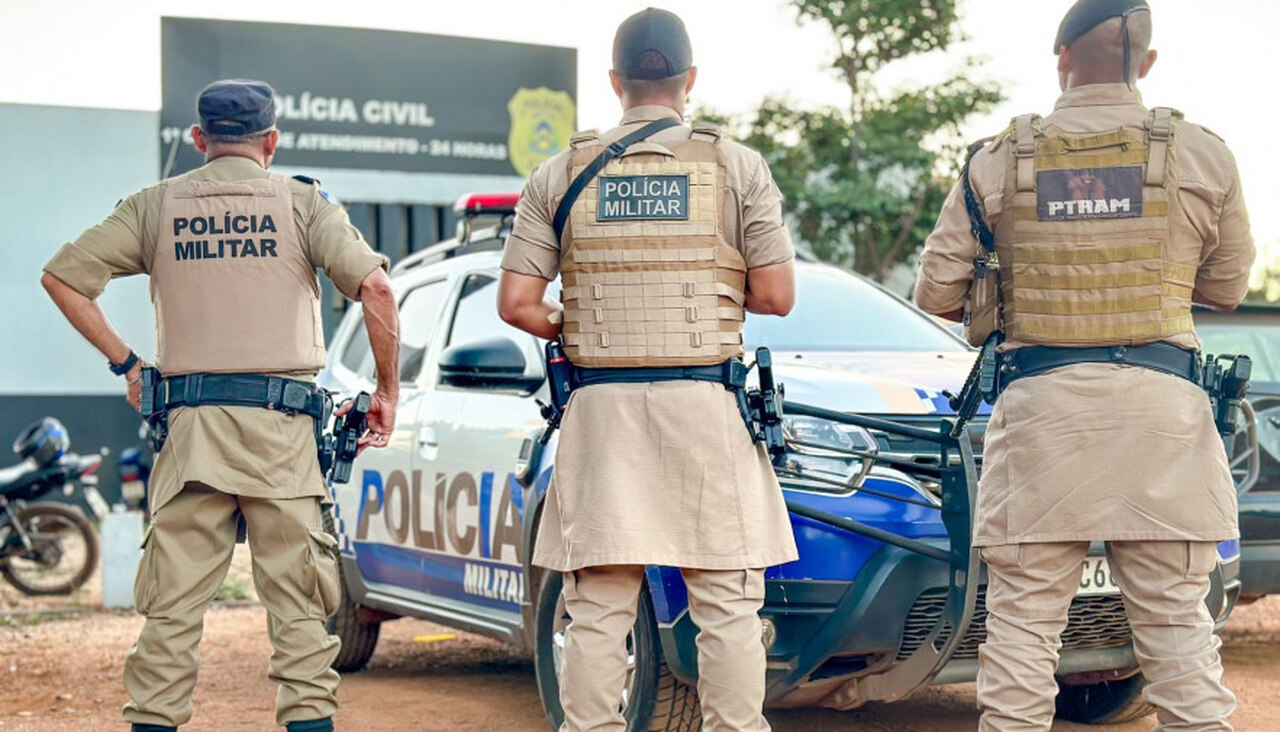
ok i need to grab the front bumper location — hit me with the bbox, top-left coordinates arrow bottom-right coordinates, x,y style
657,543 -> 1241,710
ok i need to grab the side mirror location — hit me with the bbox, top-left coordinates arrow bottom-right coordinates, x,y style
439,337 -> 542,391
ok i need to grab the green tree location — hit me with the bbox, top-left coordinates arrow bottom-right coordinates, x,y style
700,0 -> 1003,283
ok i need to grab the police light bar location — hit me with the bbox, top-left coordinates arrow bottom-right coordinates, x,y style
454,192 -> 520,217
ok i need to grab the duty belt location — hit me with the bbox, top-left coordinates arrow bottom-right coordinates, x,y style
140,370 -> 333,454
575,360 -> 749,391
148,372 -> 331,420
996,342 -> 1201,396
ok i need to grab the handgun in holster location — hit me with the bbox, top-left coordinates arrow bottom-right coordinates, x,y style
744,347 -> 787,467
538,340 -> 576,445
139,366 -> 169,452
324,392 -> 371,484
1202,354 -> 1252,437
948,332 -> 1003,438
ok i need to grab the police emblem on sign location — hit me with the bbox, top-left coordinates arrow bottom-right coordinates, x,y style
1037,165 -> 1144,221
597,174 -> 690,221
507,87 -> 576,179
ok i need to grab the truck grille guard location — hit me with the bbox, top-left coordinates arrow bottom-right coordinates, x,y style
775,399 -> 980,702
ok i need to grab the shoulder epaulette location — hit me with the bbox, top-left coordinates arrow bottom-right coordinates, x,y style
292,174 -> 321,186
570,130 -> 601,149
690,123 -> 722,143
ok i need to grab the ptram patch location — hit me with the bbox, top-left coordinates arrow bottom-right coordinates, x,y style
597,174 -> 690,221
1037,166 -> 1144,221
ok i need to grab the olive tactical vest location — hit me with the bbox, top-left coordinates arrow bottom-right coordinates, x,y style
152,175 -> 324,375
992,108 -> 1196,346
558,126 -> 747,368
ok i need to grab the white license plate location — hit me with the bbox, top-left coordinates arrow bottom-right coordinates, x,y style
83,486 -> 110,520
1078,556 -> 1121,595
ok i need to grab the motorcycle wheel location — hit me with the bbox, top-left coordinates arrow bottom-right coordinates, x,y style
0,503 -> 99,596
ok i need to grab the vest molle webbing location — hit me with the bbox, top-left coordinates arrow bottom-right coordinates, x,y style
559,130 -> 747,368
993,108 -> 1195,346
153,175 -> 325,375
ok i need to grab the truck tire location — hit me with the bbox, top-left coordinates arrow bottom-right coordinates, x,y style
323,509 -> 381,673
534,570 -> 700,732
1055,675 -> 1155,724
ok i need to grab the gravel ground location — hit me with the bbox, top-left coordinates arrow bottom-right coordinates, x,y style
2,571 -> 1277,732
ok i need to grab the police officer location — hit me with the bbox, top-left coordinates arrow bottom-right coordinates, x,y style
498,8 -> 798,732
40,79 -> 401,732
915,2 -> 1255,730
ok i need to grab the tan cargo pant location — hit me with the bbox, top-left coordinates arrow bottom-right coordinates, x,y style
978,541 -> 1235,732
559,565 -> 769,732
123,481 -> 341,728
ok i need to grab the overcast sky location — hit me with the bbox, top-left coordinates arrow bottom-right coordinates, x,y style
3,0 -> 1276,281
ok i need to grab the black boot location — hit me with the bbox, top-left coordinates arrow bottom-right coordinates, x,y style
286,719 -> 333,732
132,725 -> 177,732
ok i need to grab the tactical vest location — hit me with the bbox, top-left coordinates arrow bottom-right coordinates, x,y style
558,126 -> 747,368
992,108 -> 1196,346
152,175 -> 324,375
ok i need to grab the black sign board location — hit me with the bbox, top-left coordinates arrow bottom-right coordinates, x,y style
160,18 -> 577,178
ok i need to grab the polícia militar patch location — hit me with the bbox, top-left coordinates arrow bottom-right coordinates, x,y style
1037,166 -> 1144,221
596,174 -> 690,221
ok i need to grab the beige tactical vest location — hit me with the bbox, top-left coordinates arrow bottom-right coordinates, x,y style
152,175 -> 324,375
992,108 -> 1196,346
558,126 -> 747,368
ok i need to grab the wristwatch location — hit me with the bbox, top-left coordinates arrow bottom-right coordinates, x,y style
109,350 -> 140,376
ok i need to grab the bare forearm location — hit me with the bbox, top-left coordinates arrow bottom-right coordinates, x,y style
498,270 -> 561,340
359,269 -> 401,395
744,261 -> 796,316
41,272 -> 132,363
504,302 -> 563,341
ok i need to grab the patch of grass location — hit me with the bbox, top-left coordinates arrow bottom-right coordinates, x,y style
215,574 -> 251,603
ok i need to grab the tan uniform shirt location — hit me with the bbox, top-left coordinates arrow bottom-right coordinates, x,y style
44,155 -> 388,512
503,105 -> 800,571
916,84 -> 1255,546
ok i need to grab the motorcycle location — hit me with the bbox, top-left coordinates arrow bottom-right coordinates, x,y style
0,418 -> 104,596
117,422 -> 152,515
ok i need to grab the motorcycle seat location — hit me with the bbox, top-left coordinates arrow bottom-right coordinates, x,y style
0,460 -> 39,494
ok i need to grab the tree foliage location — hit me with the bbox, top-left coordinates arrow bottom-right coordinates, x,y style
701,0 -> 1004,283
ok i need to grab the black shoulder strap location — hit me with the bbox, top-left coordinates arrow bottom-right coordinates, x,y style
961,139 -> 996,256
552,117 -> 683,243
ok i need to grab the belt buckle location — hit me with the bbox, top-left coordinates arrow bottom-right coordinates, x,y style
281,381 -> 311,415
1110,346 -> 1128,363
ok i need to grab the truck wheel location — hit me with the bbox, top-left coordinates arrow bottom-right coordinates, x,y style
534,570 -> 701,732
323,509 -> 380,673
326,567 -> 381,672
1055,674 -> 1154,724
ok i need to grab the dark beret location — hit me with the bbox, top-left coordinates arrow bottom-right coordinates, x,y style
1054,0 -> 1149,54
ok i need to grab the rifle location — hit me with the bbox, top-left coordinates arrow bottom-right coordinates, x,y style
948,333 -> 1002,439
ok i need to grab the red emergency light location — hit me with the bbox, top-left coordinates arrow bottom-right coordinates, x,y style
454,192 -> 521,216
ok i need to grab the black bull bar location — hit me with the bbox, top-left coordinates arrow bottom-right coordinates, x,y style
775,400 -> 980,701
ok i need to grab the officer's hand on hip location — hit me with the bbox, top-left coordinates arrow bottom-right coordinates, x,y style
126,363 -> 144,412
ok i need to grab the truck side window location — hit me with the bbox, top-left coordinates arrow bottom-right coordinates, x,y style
399,279 -> 448,383
446,274 -> 502,347
446,273 -> 544,381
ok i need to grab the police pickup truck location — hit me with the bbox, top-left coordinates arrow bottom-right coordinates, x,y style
318,193 -> 1242,730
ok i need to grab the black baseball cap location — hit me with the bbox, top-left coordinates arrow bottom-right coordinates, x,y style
612,8 -> 692,80
197,79 -> 277,135
1054,0 -> 1149,53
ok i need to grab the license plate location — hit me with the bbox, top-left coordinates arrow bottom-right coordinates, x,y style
1078,557 -> 1121,595
83,486 -> 110,520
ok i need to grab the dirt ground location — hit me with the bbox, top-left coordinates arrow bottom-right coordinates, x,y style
2,559 -> 1278,732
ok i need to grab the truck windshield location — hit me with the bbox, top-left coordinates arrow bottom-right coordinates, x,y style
743,264 -> 967,353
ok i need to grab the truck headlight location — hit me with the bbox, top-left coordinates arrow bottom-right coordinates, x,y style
780,415 -> 878,491
1258,403 -> 1280,461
